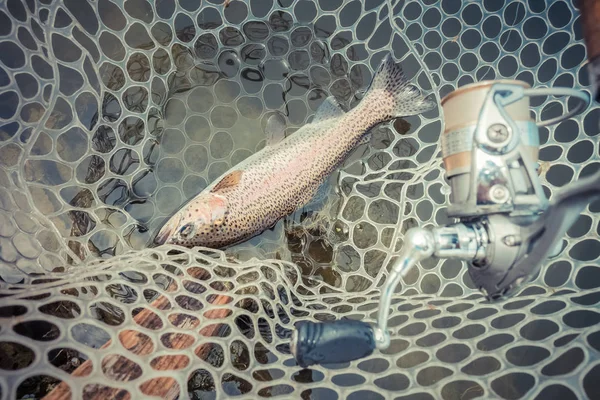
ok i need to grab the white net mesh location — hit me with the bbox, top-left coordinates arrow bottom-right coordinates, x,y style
0,0 -> 599,399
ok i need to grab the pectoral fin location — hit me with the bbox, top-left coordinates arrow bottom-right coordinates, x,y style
211,170 -> 243,193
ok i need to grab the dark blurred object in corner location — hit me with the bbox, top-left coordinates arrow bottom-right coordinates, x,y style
580,0 -> 600,103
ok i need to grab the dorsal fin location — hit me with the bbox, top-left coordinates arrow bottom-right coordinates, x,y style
313,96 -> 344,123
211,170 -> 243,192
265,113 -> 287,145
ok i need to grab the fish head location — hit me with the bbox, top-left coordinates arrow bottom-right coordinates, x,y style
154,193 -> 229,246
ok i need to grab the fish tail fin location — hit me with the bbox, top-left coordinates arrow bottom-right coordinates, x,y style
362,55 -> 436,122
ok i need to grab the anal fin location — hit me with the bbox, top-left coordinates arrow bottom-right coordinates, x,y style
313,96 -> 345,123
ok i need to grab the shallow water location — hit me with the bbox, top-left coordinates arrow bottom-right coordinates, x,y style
1,0 -> 599,399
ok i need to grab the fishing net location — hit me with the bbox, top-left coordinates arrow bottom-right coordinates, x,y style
0,0 -> 599,399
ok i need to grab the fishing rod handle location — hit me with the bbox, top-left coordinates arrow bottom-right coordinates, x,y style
291,320 -> 376,368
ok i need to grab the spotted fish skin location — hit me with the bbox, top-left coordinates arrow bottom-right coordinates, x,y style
154,55 -> 435,248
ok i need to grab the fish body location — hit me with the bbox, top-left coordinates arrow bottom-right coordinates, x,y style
154,55 -> 435,248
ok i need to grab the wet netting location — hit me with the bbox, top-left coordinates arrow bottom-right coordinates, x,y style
0,0 -> 599,399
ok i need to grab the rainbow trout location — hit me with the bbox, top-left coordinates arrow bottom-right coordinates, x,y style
154,55 -> 435,248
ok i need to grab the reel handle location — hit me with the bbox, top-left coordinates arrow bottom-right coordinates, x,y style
291,320 -> 376,368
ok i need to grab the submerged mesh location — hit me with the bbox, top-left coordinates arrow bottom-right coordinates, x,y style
0,0 -> 598,399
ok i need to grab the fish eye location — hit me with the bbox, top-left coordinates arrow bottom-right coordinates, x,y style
179,223 -> 196,238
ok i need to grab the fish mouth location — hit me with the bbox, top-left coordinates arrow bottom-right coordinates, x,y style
153,213 -> 183,246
